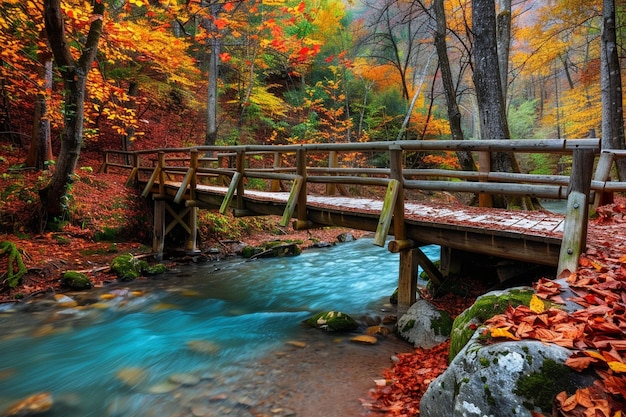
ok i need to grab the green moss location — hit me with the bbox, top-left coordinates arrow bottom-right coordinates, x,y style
402,319 -> 416,332
479,357 -> 490,367
110,254 -> 166,281
389,288 -> 398,305
304,311 -> 359,332
111,254 -> 140,281
430,310 -> 453,337
61,271 -> 93,290
0,241 -> 26,288
514,358 -> 579,414
449,290 -> 534,360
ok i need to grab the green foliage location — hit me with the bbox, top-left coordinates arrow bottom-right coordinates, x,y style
0,241 -> 27,288
508,99 -> 539,139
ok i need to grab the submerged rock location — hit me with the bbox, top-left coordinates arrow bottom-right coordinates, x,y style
304,311 -> 359,332
115,367 -> 149,388
350,335 -> 378,345
2,392 -> 53,416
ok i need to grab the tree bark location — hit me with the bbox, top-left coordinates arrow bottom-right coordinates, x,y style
26,36 -> 54,169
433,0 -> 476,171
205,1 -> 222,147
496,0 -> 511,102
473,0 -> 527,208
41,0 -> 104,218
601,0 -> 626,180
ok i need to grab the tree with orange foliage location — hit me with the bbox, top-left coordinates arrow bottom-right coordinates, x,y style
40,0 -> 104,218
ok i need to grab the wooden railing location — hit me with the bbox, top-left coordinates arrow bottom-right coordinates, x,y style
101,139 -> 626,275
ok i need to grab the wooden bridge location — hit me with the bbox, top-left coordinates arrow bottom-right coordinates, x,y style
101,139 -> 626,310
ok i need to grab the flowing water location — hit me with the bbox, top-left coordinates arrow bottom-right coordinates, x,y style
0,238 -> 439,417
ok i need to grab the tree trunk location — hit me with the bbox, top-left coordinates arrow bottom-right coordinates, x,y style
473,0 -> 527,208
26,42 -> 54,169
433,0 -> 476,171
205,2 -> 222,147
41,0 -> 104,218
496,0 -> 511,102
601,0 -> 626,180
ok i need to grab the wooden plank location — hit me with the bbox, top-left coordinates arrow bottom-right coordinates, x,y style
374,179 -> 400,246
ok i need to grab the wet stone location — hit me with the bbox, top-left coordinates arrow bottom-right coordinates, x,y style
169,373 -> 200,386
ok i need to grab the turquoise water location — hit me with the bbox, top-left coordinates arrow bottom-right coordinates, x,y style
0,238 -> 439,416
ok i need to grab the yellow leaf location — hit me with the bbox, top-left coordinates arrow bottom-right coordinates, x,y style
607,361 -> 626,373
584,350 -> 607,361
490,327 -> 521,340
529,294 -> 546,314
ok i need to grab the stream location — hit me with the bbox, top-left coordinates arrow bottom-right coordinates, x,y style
0,238 -> 439,417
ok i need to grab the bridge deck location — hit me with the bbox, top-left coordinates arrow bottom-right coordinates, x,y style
158,181 -> 565,266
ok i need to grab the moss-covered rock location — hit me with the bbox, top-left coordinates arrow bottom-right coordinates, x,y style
110,254 -> 167,281
449,288 -> 535,360
110,254 -> 140,281
304,311 -> 359,332
61,271 -> 93,290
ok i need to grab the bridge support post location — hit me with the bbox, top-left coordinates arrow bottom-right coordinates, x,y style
398,249 -> 418,314
557,148 -> 595,277
153,199 -> 165,261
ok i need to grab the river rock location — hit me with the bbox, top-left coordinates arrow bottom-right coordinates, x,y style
304,311 -> 359,332
61,271 -> 93,290
53,294 -> 77,308
2,392 -> 53,416
396,299 -> 453,348
449,287 -> 535,359
350,335 -> 378,345
336,232 -> 355,242
169,373 -> 200,386
116,367 -> 148,387
420,335 -> 596,417
365,325 -> 390,337
186,340 -> 220,355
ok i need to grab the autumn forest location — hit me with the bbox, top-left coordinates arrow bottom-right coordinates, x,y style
2,0 -> 624,217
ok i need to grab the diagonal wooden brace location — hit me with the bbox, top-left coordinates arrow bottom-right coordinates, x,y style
219,172 -> 242,214
280,175 -> 304,227
374,179 -> 400,247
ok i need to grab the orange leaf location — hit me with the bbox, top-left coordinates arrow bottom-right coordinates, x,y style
565,355 -> 598,371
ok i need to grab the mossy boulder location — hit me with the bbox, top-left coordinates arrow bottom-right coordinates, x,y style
110,254 -> 167,281
396,299 -> 453,348
61,271 -> 93,290
304,311 -> 359,332
241,240 -> 302,259
449,288 -> 535,360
